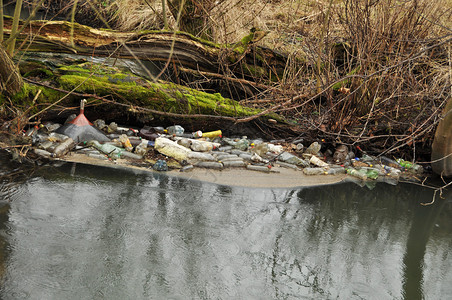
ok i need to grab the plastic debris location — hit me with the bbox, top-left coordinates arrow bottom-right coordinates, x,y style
153,160 -> 168,171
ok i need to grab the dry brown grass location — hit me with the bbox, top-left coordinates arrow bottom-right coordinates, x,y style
104,0 -> 451,158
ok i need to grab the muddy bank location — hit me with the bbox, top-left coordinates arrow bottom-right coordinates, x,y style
61,152 -> 347,188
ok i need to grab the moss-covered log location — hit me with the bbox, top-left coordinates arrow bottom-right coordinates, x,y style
11,56 -> 292,138
2,18 -> 287,99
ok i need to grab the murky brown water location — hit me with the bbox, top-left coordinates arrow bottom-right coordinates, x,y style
0,152 -> 451,299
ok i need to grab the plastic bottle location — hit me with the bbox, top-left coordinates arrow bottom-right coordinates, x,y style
39,140 -> 56,151
309,155 -> 329,168
365,168 -> 379,180
267,144 -> 284,154
195,161 -> 223,169
251,153 -> 268,163
239,153 -> 253,161
53,138 -> 75,157
119,134 -> 133,151
379,156 -> 403,169
246,164 -> 280,173
187,151 -> 216,161
215,153 -> 238,161
49,132 -> 71,142
218,145 -> 233,152
277,161 -> 300,170
251,143 -> 269,157
303,167 -> 328,175
34,148 -> 54,158
87,152 -> 109,160
190,140 -> 214,152
93,119 -> 106,130
45,123 -> 61,132
305,142 -> 321,155
326,167 -> 346,175
88,140 -> 123,158
346,168 -> 368,180
222,160 -> 246,168
219,156 -> 244,163
192,130 -> 203,138
233,138 -> 249,151
278,152 -> 310,167
165,125 -> 185,135
153,160 -> 168,171
396,158 -> 423,174
180,165 -> 194,172
202,130 -> 222,139
295,143 -> 304,153
379,165 -> 401,178
154,137 -> 191,161
107,122 -> 118,133
177,138 -> 192,149
230,149 -> 248,156
135,140 -> 148,156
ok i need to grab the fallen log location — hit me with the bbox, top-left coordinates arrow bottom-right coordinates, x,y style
3,18 -> 288,99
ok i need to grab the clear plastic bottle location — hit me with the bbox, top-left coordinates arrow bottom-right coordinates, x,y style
53,138 -> 75,157
191,140 -> 214,152
267,144 -> 284,154
251,142 -> 269,157
135,140 -> 148,156
195,161 -> 223,169
107,122 -> 118,133
154,137 -> 190,161
233,138 -> 249,151
93,119 -> 106,130
49,132 -> 71,142
303,167 -> 328,175
326,167 -> 346,175
305,142 -> 321,155
165,125 -> 185,135
34,148 -> 54,158
279,152 -> 310,167
277,161 -> 300,170
187,151 -> 216,161
309,155 -> 329,167
222,160 -> 246,168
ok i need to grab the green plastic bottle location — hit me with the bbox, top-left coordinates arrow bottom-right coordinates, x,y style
365,169 -> 379,180
396,158 -> 413,169
88,140 -> 123,159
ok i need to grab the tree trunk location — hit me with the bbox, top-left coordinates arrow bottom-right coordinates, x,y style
0,44 -> 23,96
2,18 -> 287,99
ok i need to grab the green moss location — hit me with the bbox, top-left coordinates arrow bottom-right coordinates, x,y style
23,68 -> 54,78
332,66 -> 361,90
56,63 -> 263,118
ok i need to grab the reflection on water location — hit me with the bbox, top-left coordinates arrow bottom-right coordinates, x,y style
0,154 -> 451,299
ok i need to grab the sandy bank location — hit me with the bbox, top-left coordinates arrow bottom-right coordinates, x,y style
62,153 -> 346,188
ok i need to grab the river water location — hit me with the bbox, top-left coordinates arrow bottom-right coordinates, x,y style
0,152 -> 451,299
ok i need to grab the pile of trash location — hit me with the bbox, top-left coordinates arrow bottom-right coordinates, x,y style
26,121 -> 424,183
23,99 -> 424,185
